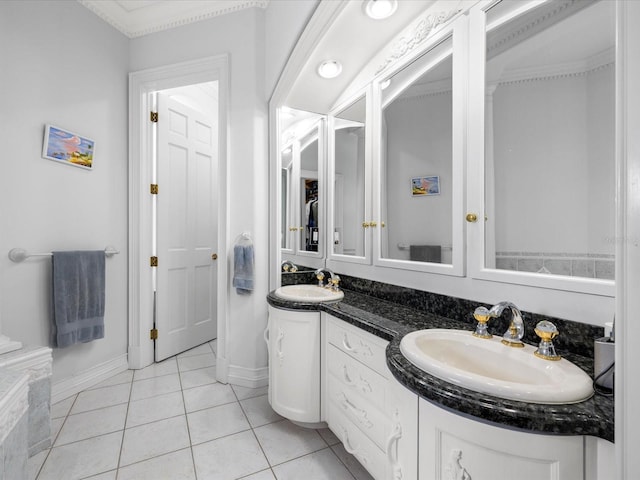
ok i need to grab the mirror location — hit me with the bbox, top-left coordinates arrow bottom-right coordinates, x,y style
484,0 -> 615,281
299,127 -> 320,252
332,95 -> 367,258
380,38 -> 454,266
280,147 -> 293,250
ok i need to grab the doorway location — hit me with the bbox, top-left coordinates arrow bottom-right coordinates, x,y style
128,56 -> 229,380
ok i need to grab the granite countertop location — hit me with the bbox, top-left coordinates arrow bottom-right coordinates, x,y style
267,289 -> 614,442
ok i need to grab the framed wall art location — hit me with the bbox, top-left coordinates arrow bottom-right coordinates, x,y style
411,175 -> 440,196
42,124 -> 95,170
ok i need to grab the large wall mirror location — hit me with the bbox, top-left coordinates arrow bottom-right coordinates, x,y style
378,34 -> 462,274
330,95 -> 367,260
483,0 -> 615,284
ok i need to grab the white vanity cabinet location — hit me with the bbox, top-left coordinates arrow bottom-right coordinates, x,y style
266,306 -> 321,424
324,313 -> 418,480
419,398 -> 584,480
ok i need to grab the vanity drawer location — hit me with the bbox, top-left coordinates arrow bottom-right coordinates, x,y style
328,401 -> 386,480
327,373 -> 388,450
326,316 -> 389,377
327,344 -> 387,413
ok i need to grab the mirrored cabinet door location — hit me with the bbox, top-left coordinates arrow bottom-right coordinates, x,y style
328,93 -> 371,264
373,25 -> 464,276
279,109 -> 325,261
468,0 -> 615,295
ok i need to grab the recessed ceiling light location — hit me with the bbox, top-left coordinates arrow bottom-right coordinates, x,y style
364,0 -> 398,20
317,60 -> 343,79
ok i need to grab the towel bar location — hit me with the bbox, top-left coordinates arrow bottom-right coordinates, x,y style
8,246 -> 120,263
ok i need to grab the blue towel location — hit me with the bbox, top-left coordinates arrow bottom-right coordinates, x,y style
233,244 -> 254,295
52,251 -> 105,348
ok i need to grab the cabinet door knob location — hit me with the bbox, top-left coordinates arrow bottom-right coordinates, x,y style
466,213 -> 478,223
211,253 -> 218,260
369,221 -> 377,228
381,221 -> 386,228
362,222 -> 370,228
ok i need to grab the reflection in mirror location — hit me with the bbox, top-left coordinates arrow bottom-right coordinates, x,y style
485,0 -> 615,280
380,39 -> 453,265
332,96 -> 366,257
300,128 -> 320,252
281,147 -> 292,249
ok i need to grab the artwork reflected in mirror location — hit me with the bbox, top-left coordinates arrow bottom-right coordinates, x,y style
380,39 -> 454,265
485,0 -> 615,280
332,96 -> 366,257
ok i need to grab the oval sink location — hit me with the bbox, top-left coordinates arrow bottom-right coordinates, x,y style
274,284 -> 344,303
400,329 -> 593,404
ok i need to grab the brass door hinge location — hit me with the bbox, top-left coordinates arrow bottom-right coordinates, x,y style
150,184 -> 159,195
150,328 -> 158,340
150,256 -> 158,267
150,111 -> 158,123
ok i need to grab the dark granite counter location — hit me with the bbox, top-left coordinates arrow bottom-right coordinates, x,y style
267,288 -> 614,442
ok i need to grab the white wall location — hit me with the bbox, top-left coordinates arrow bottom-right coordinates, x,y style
492,69 -> 615,255
0,1 -> 129,383
384,92 -> 454,261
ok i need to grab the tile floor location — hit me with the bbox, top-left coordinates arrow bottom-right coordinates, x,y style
29,340 -> 374,480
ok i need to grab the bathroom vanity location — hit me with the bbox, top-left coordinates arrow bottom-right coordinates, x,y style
267,282 -> 614,480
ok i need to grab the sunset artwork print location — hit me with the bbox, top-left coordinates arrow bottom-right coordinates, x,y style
411,176 -> 440,196
42,125 -> 95,170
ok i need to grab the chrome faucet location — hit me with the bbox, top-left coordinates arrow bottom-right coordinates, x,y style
314,268 -> 340,290
475,301 -> 525,348
281,260 -> 298,272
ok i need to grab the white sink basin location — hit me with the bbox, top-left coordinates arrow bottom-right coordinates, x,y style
400,329 -> 593,404
274,284 -> 344,303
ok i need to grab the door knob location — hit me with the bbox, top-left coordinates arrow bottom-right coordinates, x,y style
466,213 -> 478,223
211,253 -> 218,260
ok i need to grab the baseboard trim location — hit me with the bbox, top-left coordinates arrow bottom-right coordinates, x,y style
227,364 -> 268,389
51,354 -> 128,404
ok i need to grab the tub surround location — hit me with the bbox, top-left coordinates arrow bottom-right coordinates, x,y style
270,273 -> 613,442
0,369 -> 29,479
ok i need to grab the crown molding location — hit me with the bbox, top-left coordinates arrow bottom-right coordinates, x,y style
78,0 -> 269,38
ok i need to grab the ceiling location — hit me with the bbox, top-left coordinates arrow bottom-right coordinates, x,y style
78,0 -> 269,38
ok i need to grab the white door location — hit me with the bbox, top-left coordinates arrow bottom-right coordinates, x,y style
155,92 -> 218,361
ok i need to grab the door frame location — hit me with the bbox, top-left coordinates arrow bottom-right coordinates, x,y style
128,55 -> 229,380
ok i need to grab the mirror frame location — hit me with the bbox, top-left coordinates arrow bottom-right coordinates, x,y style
465,1 -> 615,297
371,20 -> 466,277
327,86 -> 372,265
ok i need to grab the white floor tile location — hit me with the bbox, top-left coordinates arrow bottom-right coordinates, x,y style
177,343 -> 214,358
37,431 -> 122,480
56,403 -> 127,446
133,358 -> 178,381
83,471 -> 117,479
331,443 -> 375,480
51,395 -> 76,419
231,384 -> 269,401
253,419 -> 326,466
70,383 -> 131,415
27,448 -> 48,480
177,353 -> 216,372
272,448 -> 356,480
209,339 -> 217,354
192,430 -> 269,480
240,469 -> 276,480
240,394 -> 283,428
50,417 -> 64,443
87,370 -> 133,390
119,415 -> 190,467
126,390 -> 185,428
130,372 -> 181,401
183,382 -> 236,413
179,366 -> 217,390
187,402 -> 250,445
117,447 -> 196,480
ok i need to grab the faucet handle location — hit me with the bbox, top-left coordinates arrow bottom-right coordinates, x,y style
472,307 -> 492,339
534,321 -> 561,361
330,275 -> 341,291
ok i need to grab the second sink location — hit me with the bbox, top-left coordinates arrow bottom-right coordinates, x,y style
274,284 -> 344,303
400,329 -> 593,404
